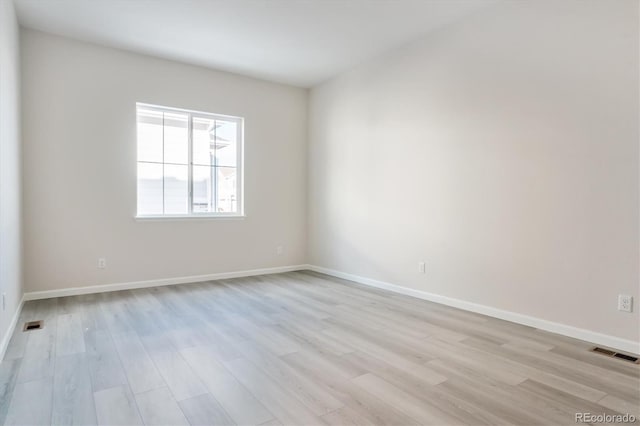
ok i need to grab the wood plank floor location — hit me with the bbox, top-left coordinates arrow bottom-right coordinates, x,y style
0,271 -> 638,425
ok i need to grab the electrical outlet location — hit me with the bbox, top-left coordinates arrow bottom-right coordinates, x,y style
98,258 -> 107,269
618,294 -> 633,313
276,246 -> 283,255
418,261 -> 426,274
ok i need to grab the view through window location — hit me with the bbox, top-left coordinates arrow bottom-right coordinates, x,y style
136,104 -> 243,217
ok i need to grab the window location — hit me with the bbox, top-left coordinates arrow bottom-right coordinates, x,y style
136,103 -> 243,218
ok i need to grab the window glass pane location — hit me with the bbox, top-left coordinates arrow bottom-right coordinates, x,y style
192,117 -> 215,166
217,167 -> 237,213
164,164 -> 188,214
137,162 -> 163,215
192,165 -> 214,213
137,109 -> 163,163
164,112 -> 188,165
215,120 -> 237,167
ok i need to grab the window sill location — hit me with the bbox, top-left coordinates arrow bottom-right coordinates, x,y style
135,214 -> 246,222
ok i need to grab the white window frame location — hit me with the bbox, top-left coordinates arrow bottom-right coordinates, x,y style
135,102 -> 244,219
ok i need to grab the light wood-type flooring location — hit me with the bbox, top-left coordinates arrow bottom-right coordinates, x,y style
0,271 -> 638,425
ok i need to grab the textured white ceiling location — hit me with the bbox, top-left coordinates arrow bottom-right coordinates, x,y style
15,0 -> 498,87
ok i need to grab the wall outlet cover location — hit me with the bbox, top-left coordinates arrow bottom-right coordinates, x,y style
618,294 -> 633,313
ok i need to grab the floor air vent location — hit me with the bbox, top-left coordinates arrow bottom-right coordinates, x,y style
22,320 -> 43,332
591,347 -> 639,364
613,352 -> 639,363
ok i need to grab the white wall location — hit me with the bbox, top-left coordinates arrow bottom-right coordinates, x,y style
0,0 -> 23,345
22,29 -> 308,292
308,0 -> 639,343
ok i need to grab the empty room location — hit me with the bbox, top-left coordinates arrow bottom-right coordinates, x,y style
0,0 -> 638,425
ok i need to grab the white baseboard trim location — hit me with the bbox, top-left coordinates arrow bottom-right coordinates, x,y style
307,265 -> 640,355
0,294 -> 25,361
23,264 -> 309,301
